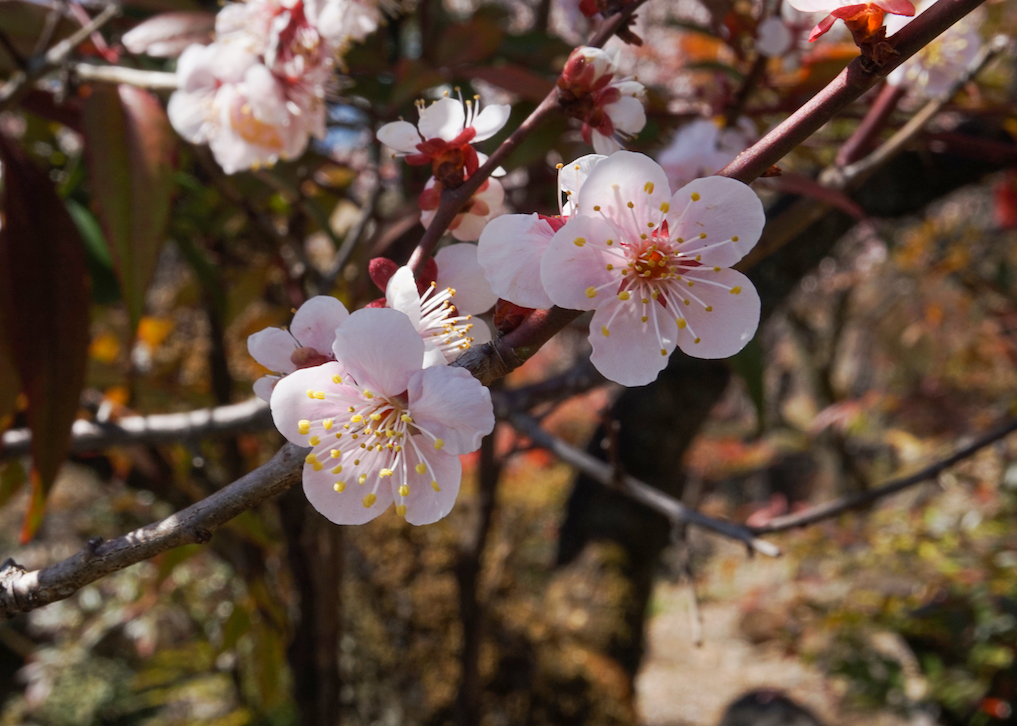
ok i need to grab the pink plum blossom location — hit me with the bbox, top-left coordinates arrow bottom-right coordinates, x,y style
477,154 -> 605,309
384,245 -> 496,365
557,46 -> 646,155
377,93 -> 511,189
755,17 -> 794,57
247,295 -> 349,401
269,307 -> 495,525
885,0 -> 985,98
419,177 -> 504,242
168,42 -> 326,173
121,11 -> 215,58
657,118 -> 756,191
539,151 -> 765,387
787,0 -> 914,42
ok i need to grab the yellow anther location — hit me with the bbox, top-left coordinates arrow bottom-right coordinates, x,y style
618,291 -> 631,301
626,201 -> 634,208
651,290 -> 660,300
705,305 -> 713,312
644,181 -> 654,194
332,374 -> 342,384
351,433 -> 359,439
364,390 -> 374,399
641,316 -> 648,322
676,237 -> 684,244
731,235 -> 739,242
332,464 -> 343,474
305,454 -> 318,464
660,202 -> 670,213
334,481 -> 346,492
684,299 -> 691,305
586,287 -> 597,298
386,429 -> 395,437
398,484 -> 410,497
593,205 -> 601,211
687,281 -> 694,288
714,267 -> 721,272
401,414 -> 413,423
606,239 -> 613,245
694,337 -> 701,344
730,286 -> 742,295
642,298 -> 650,304
348,406 -> 355,413
431,481 -> 441,492
699,233 -> 707,240
573,237 -> 586,247
396,504 -> 407,517
308,435 -> 321,446
359,474 -> 368,485
395,445 -> 403,452
434,439 -> 445,450
380,468 -> 394,478
354,458 -> 360,465
677,318 -> 687,329
601,326 -> 610,337
415,463 -> 427,474
336,433 -> 343,439
330,449 -> 341,459
312,462 -> 323,471
351,414 -> 363,423
363,492 -> 376,507
298,420 -> 311,435
696,255 -> 701,261
322,419 -> 333,430
556,162 -> 564,169
370,413 -> 382,421
691,192 -> 701,201
306,389 -> 315,399
641,234 -> 648,240
648,222 -> 655,228
315,391 -> 325,400
606,264 -> 614,271
660,348 -> 667,356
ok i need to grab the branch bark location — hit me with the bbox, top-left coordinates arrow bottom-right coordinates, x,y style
0,442 -> 305,619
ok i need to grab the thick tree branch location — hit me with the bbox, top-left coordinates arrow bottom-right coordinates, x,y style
750,418 -> 1017,534
509,412 -> 781,556
1,398 -> 272,460
0,442 -> 304,619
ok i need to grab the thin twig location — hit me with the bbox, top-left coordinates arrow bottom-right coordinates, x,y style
0,2 -> 120,112
0,442 -> 305,619
719,0 -> 989,183
750,417 -> 1017,534
509,413 -> 781,556
72,63 -> 178,90
834,82 -> 906,168
0,398 -> 272,460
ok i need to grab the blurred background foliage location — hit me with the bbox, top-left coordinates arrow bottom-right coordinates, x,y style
1,0 -> 1017,722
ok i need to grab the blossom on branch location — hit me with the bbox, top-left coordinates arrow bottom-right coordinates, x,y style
477,154 -> 605,309
538,151 -> 764,386
376,93 -> 511,189
788,0 -> 914,47
557,47 -> 646,155
657,118 -> 756,191
270,307 -> 495,525
247,295 -> 349,401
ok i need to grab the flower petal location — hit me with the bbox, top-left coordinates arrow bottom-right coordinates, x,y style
385,266 -> 423,328
253,375 -> 279,402
377,120 -> 423,154
541,216 -> 623,311
571,150 -> 672,238
666,176 -> 764,267
332,308 -> 424,397
407,366 -> 494,455
604,95 -> 646,135
248,326 -> 299,373
673,267 -> 760,359
418,97 -> 466,141
290,295 -> 349,355
435,244 -> 498,314
399,438 -> 462,525
478,213 -> 555,309
269,362 -> 355,445
303,451 -> 393,525
558,154 -> 607,213
471,103 -> 511,141
591,131 -> 622,156
589,294 -> 678,386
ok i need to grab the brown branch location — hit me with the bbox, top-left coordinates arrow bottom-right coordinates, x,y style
509,412 -> 781,556
0,442 -> 305,620
405,0 -> 651,276
718,0 -> 989,183
750,417 -> 1017,534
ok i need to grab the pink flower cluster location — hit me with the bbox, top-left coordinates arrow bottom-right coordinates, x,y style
164,0 -> 380,173
479,152 -> 765,387
249,245 -> 497,525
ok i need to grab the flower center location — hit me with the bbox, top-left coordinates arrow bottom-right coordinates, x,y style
631,246 -> 673,281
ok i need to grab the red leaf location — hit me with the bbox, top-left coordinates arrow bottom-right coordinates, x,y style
83,84 -> 178,330
0,133 -> 91,505
462,65 -> 557,104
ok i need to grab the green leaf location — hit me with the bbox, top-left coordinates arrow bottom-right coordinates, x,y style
67,199 -> 122,305
0,133 -> 91,507
83,84 -> 178,331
